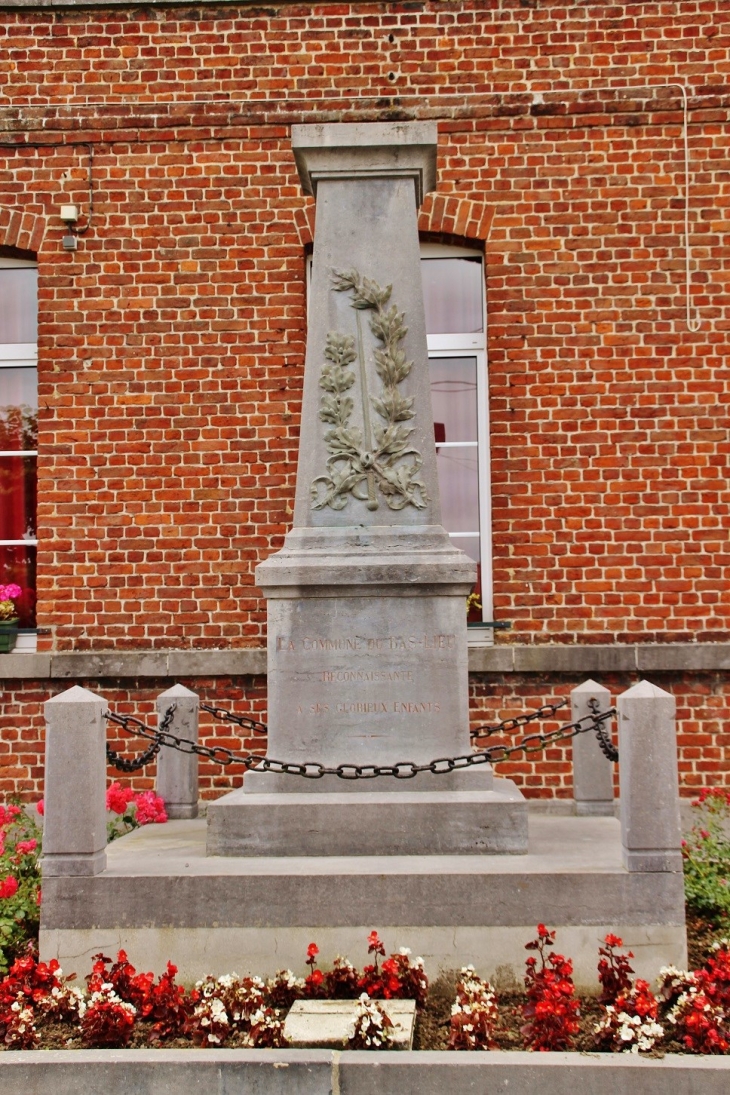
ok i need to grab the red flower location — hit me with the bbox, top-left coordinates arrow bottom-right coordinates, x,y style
521,926 -> 579,1051
0,875 -> 19,900
305,942 -> 319,973
106,782 -> 135,815
0,805 -> 21,827
133,791 -> 168,826
367,931 -> 385,956
16,839 -> 37,856
36,800 -> 44,817
597,934 -> 634,1005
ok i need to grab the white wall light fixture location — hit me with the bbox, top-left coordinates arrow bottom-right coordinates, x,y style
60,204 -> 79,252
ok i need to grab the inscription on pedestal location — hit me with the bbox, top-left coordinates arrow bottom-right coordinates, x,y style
265,599 -> 470,768
276,633 -> 456,652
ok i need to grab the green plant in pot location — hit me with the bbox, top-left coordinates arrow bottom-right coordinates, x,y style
0,583 -> 22,653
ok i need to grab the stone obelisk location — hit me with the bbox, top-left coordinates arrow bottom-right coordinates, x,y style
207,122 -> 527,855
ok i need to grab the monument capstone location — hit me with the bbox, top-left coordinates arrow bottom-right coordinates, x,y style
207,121 -> 528,856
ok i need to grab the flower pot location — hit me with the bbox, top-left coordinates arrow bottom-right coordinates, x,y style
0,620 -> 19,654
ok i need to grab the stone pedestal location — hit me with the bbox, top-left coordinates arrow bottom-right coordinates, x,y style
208,121 -> 526,855
42,686 -> 107,878
571,680 -> 615,816
619,680 -> 682,873
156,684 -> 199,819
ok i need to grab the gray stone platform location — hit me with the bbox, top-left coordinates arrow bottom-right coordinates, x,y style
40,814 -> 686,989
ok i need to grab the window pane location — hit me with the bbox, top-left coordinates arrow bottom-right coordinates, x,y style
421,257 -> 483,334
0,269 -> 38,343
0,367 -> 38,450
430,357 -> 478,443
435,445 -> 479,534
0,455 -> 37,540
0,544 -> 36,627
451,533 -> 480,564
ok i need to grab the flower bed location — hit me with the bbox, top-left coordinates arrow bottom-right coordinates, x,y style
1,927 -> 729,1055
0,805 -> 41,975
1,788 -> 728,1055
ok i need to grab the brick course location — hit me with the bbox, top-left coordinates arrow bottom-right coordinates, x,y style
1,671 -> 728,802
0,0 -> 729,798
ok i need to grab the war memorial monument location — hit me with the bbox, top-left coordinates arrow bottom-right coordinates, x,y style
39,122 -> 687,987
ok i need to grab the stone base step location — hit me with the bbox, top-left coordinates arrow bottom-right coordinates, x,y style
40,816 -> 687,988
206,778 -> 528,856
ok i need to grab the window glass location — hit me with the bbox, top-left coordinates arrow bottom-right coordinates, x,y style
0,263 -> 37,630
435,445 -> 479,537
0,545 -> 36,627
430,354 -> 480,555
451,534 -> 480,565
429,357 -> 478,443
0,456 -> 37,540
422,247 -> 490,628
0,269 -> 38,343
421,257 -> 483,334
0,367 -> 38,451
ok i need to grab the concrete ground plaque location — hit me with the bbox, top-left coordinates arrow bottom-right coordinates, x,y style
284,998 -> 416,1050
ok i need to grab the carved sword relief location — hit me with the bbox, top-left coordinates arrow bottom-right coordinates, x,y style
311,269 -> 428,513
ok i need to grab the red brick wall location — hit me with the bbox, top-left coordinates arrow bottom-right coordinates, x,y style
0,1 -> 727,649
0,676 -> 268,802
1,672 -> 728,803
470,672 -> 730,801
0,2 -> 729,801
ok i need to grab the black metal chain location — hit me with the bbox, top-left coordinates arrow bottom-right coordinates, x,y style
200,702 -> 268,736
469,698 -> 569,742
105,703 -> 177,772
103,702 -> 617,780
588,697 -> 620,762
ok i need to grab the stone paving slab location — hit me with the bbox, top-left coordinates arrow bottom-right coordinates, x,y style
0,1049 -> 728,1095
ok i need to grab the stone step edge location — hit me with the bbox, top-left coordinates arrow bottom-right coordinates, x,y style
0,1047 -> 728,1095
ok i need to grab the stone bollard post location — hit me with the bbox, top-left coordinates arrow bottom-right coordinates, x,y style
42,685 -> 107,877
571,679 -> 614,816
155,684 -> 199,819
618,679 -> 682,872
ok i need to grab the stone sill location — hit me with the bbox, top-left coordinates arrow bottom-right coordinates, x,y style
2,642 -> 730,681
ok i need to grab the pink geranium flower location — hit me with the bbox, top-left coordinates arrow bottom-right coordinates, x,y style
133,791 -> 167,826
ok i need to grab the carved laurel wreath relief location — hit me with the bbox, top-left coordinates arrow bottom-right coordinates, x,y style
311,269 -> 428,512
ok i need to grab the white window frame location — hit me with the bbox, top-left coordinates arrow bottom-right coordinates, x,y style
0,258 -> 38,649
421,242 -> 493,642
